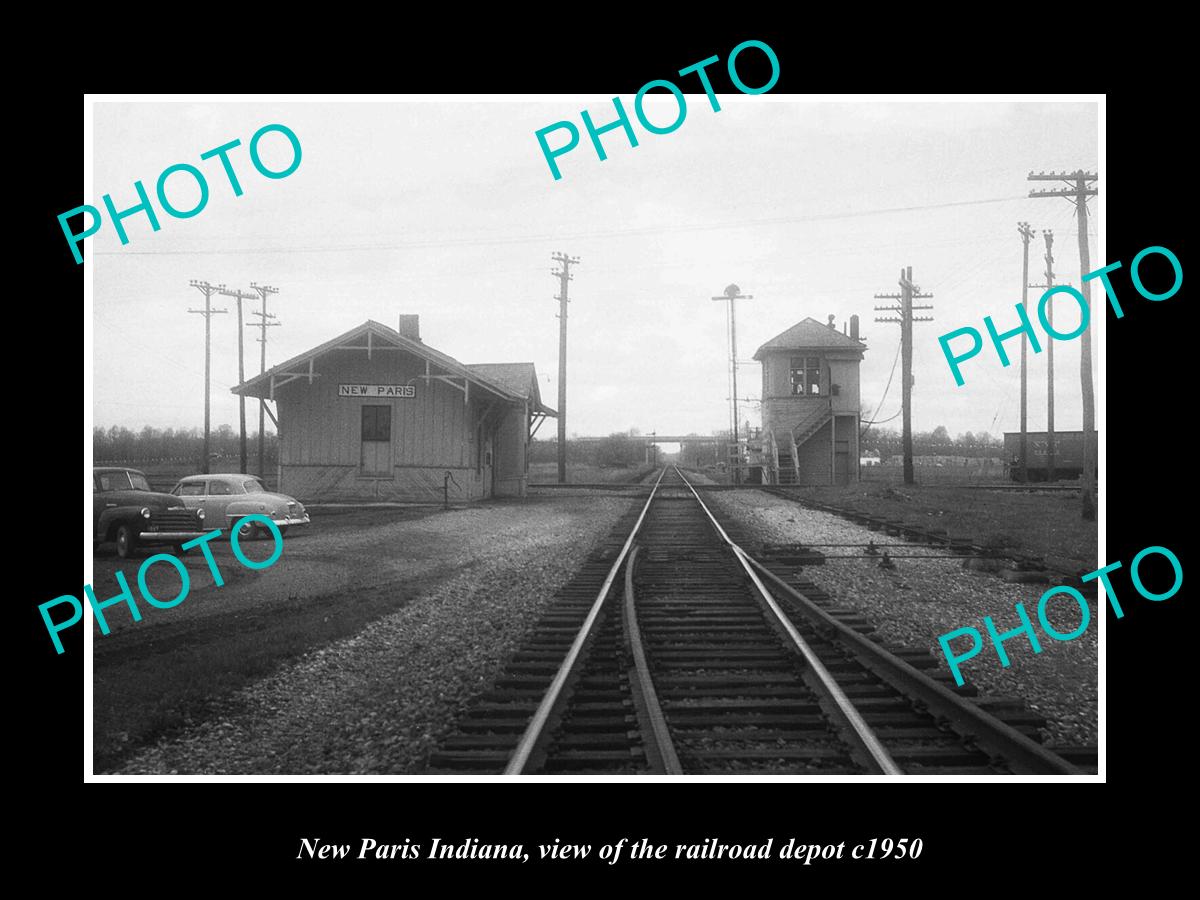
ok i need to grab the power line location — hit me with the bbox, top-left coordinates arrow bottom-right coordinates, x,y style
1028,168 -> 1098,519
220,286 -> 258,475
874,266 -> 934,486
1029,229 -> 1058,480
92,195 -> 1030,257
249,282 -> 281,479
551,253 -> 579,484
711,284 -> 753,484
865,408 -> 902,426
1017,221 -> 1036,483
861,339 -> 902,434
187,280 -> 229,474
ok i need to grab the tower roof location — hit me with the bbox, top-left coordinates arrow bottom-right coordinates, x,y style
753,317 -> 867,359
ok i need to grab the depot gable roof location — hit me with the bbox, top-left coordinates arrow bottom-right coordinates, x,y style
232,320 -> 545,407
467,363 -> 556,416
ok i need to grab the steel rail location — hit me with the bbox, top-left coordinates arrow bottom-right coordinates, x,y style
740,554 -> 1082,774
503,467 -> 669,775
673,466 -> 904,776
622,545 -> 684,775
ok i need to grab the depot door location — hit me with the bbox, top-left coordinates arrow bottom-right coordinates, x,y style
360,405 -> 393,475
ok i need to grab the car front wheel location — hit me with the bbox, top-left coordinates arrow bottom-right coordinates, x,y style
236,520 -> 258,541
116,524 -> 138,559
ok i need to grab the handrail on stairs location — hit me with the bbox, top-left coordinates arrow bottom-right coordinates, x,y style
790,397 -> 833,444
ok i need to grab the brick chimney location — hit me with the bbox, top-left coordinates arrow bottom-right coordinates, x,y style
397,315 -> 420,342
850,314 -> 860,341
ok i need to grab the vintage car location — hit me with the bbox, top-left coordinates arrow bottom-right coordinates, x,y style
169,473 -> 311,539
93,467 -> 206,558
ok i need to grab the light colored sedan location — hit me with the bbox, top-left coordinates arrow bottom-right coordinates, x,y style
170,474 -> 311,539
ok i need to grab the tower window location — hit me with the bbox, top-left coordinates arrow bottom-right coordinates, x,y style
789,356 -> 822,395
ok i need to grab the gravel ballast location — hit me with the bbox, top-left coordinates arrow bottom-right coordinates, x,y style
113,496 -> 633,775
706,491 -> 1098,747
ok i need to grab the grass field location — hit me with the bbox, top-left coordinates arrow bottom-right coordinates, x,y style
861,462 -> 1010,484
793,481 -> 1097,574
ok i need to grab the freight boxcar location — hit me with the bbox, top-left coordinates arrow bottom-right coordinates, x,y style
1003,430 -> 1097,481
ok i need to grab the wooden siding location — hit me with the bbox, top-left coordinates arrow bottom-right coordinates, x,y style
273,346 -> 529,501
795,420 -> 833,485
760,350 -> 862,414
826,358 -> 861,414
493,402 -> 529,497
277,351 -> 473,469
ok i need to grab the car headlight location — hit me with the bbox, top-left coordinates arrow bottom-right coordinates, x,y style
140,507 -> 151,519
197,508 -> 205,520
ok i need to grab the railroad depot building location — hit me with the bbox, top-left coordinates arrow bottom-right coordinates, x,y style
233,316 -> 555,502
752,315 -> 867,485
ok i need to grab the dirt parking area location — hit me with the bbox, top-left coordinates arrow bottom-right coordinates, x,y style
95,494 -> 633,774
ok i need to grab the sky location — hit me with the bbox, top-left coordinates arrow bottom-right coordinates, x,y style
90,98 -> 1100,440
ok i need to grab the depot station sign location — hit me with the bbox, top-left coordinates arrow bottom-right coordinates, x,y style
338,384 -> 416,398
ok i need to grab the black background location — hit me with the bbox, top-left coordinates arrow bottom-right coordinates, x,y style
24,22 -> 1188,885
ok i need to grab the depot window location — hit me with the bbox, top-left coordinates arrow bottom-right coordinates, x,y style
789,356 -> 821,395
361,405 -> 392,442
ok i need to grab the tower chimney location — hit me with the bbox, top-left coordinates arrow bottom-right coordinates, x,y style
850,314 -> 860,341
397,315 -> 420,342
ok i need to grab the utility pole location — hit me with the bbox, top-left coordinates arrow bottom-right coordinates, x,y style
220,287 -> 258,475
1029,170 -> 1098,520
711,284 -> 753,485
551,252 -> 580,484
1017,222 -> 1035,483
248,282 -> 280,480
1028,230 -> 1057,481
874,267 -> 934,486
187,280 -> 228,475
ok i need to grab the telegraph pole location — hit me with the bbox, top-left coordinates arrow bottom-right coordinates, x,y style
1028,231 -> 1057,480
1017,222 -> 1036,483
874,267 -> 933,485
220,287 -> 258,475
711,284 -> 753,485
1029,170 -> 1098,519
187,280 -> 228,475
551,252 -> 580,484
248,282 -> 280,480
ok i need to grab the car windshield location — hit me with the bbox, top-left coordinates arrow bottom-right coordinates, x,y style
242,479 -> 264,493
98,471 -> 152,492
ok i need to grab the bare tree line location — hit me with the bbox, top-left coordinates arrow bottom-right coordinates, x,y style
93,424 -> 278,466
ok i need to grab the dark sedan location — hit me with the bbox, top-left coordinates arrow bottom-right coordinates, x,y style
93,467 -> 206,558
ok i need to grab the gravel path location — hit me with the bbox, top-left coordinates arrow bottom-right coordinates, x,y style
707,491 -> 1098,747
113,496 -> 632,774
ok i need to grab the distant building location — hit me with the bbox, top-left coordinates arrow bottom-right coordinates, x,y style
751,315 -> 867,485
234,317 -> 555,502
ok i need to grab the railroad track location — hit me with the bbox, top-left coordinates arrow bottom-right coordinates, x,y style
430,466 -> 1084,775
